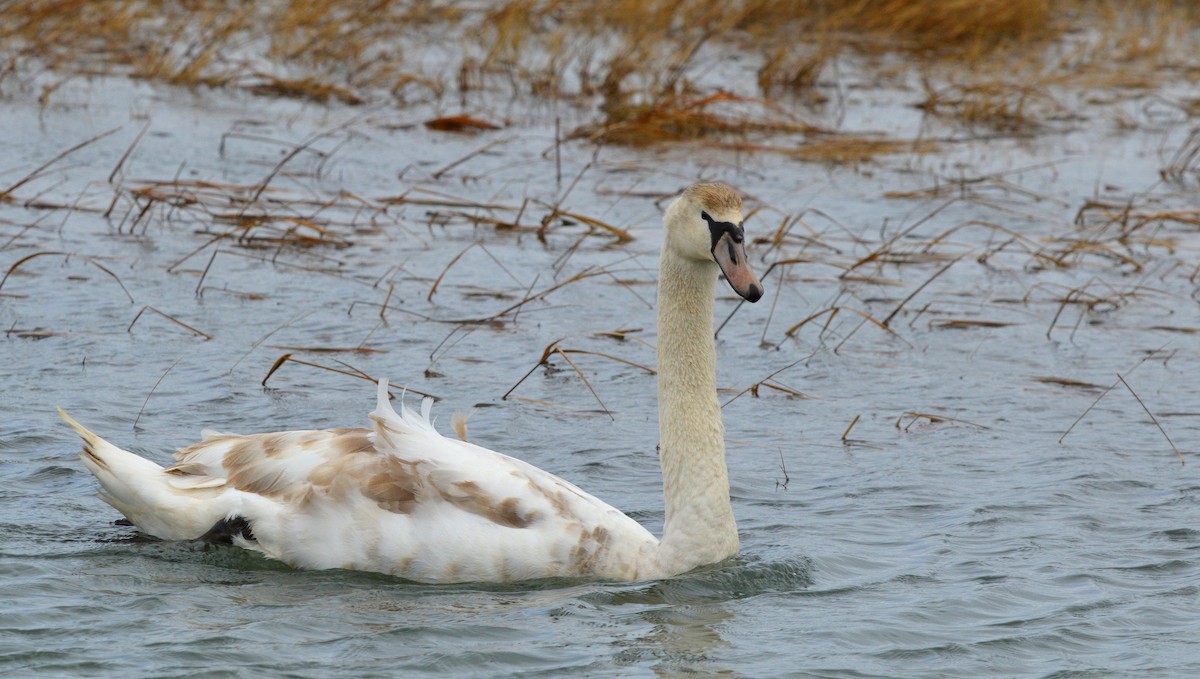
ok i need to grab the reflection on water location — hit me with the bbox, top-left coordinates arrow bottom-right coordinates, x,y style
1,62 -> 1198,676
630,603 -> 735,678
595,558 -> 813,676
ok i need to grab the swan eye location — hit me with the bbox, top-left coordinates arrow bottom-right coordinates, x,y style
701,211 -> 745,252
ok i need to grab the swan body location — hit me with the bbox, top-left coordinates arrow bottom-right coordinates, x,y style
59,182 -> 763,583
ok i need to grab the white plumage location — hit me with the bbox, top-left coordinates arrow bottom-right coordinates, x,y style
59,182 -> 763,583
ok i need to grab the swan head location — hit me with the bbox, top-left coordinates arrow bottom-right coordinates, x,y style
665,182 -> 764,303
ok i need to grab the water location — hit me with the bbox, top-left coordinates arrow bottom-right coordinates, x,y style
1,71 -> 1198,678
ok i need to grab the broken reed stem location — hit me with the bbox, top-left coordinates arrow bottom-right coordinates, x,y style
1116,373 -> 1185,465
128,305 -> 213,340
539,160 -> 592,238
109,121 -> 151,184
881,252 -> 969,328
841,414 -> 861,442
782,305 -> 905,349
195,248 -> 221,295
246,114 -> 365,208
776,448 -> 790,490
380,281 -> 395,320
87,260 -> 136,303
431,136 -> 513,179
0,250 -> 67,293
133,356 -> 183,431
1059,342 -> 1170,444
0,251 -> 134,302
229,309 -> 318,373
0,218 -> 44,253
715,257 -> 814,339
428,242 -> 476,302
555,117 -> 562,187
760,263 -> 786,345
1,127 -> 120,200
329,357 -> 374,380
501,337 -> 649,412
166,228 -> 234,273
510,273 -> 539,325
845,200 -> 957,275
427,324 -> 475,372
477,243 -> 526,288
722,355 -> 808,407
895,411 -> 990,431
502,339 -> 564,400
502,355 -> 553,401
261,353 -> 437,399
555,210 -> 634,242
554,347 -> 614,420
481,260 -> 632,322
557,348 -> 655,374
346,299 -> 436,322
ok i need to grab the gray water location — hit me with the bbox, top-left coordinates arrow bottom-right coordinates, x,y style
1,72 -> 1198,678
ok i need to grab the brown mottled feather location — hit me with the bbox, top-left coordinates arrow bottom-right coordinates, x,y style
568,525 -> 612,575
360,457 -> 422,514
432,479 -> 542,529
165,426 -> 552,530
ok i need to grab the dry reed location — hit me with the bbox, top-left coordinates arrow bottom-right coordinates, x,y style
3,1 -> 1196,152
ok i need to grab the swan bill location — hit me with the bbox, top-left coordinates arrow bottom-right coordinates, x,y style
712,231 -> 763,302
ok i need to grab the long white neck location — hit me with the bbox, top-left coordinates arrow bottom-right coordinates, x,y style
653,244 -> 739,574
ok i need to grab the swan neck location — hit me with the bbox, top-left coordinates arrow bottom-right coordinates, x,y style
654,246 -> 738,573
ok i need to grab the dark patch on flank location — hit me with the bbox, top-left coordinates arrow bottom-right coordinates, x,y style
495,497 -> 532,528
568,525 -> 612,575
260,434 -> 289,458
433,479 -> 541,529
198,516 -> 255,544
329,429 -> 375,456
362,456 -> 421,514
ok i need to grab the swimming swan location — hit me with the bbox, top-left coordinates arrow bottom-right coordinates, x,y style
59,182 -> 763,583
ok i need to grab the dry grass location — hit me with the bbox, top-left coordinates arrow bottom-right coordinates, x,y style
919,79 -> 1066,134
573,92 -> 821,146
789,136 -> 936,163
1162,127 -> 1200,184
831,0 -> 1054,48
2,1 -> 1198,152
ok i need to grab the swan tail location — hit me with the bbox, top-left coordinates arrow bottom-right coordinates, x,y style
57,408 -> 224,540
368,379 -> 440,451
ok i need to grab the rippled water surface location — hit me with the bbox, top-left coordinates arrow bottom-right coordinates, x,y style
2,73 -> 1199,677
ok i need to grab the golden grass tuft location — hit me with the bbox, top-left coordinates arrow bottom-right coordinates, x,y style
790,136 -> 936,163
246,75 -> 365,106
574,92 -> 820,146
829,0 -> 1054,51
919,79 -> 1065,134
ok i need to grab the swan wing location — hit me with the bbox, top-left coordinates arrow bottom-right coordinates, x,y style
368,381 -> 635,526
167,427 -> 373,499
158,380 -> 657,581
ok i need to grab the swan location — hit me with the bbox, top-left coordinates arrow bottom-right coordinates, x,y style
58,182 -> 764,583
